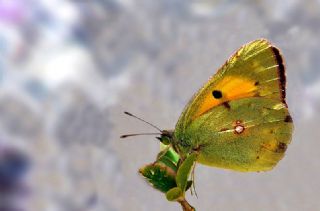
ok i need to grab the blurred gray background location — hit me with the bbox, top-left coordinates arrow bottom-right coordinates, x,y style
0,0 -> 319,210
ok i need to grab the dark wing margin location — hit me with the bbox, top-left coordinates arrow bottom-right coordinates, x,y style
271,46 -> 286,105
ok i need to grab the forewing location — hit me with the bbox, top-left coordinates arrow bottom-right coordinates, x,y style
175,39 -> 286,133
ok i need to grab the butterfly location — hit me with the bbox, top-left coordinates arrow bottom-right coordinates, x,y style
123,39 -> 293,173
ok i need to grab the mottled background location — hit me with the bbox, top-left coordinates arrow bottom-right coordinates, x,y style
0,0 -> 319,210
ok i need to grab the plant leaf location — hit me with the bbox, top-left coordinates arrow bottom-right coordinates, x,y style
166,187 -> 183,201
159,144 -> 180,164
176,153 -> 197,192
139,163 -> 177,193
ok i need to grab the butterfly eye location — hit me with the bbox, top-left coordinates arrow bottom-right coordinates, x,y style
212,90 -> 222,99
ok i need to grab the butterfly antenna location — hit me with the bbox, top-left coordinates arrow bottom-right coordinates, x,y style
123,111 -> 162,132
120,132 -> 161,139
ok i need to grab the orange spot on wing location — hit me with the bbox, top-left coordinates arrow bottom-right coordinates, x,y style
261,141 -> 278,152
193,76 -> 257,119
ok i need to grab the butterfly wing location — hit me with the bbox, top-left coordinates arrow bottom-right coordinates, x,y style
184,97 -> 293,171
176,39 -> 286,131
174,39 -> 293,171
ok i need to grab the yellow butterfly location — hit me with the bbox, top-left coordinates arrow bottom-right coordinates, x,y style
124,38 -> 293,172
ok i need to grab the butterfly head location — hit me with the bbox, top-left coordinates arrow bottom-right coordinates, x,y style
121,112 -> 176,144
121,112 -> 195,159
156,130 -> 174,145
